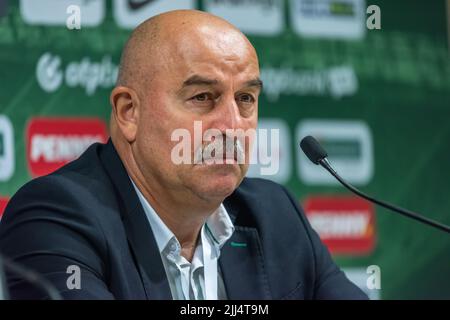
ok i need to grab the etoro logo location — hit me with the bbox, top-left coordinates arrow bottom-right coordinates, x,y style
26,118 -> 108,177
303,196 -> 376,255
0,196 -> 9,219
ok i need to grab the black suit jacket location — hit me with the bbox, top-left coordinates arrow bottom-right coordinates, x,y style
0,140 -> 367,299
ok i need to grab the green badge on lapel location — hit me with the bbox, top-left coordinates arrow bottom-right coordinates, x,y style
230,241 -> 247,248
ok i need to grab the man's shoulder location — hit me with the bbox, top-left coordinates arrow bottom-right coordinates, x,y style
1,142 -> 116,225
18,142 -> 106,193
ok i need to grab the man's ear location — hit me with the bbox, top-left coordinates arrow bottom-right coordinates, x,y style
110,86 -> 140,143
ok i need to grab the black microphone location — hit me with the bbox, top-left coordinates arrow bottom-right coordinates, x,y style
300,135 -> 450,234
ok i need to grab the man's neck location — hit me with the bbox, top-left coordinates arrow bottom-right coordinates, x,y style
120,150 -> 221,261
131,173 -> 216,261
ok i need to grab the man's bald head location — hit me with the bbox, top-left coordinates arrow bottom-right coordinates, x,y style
116,10 -> 257,90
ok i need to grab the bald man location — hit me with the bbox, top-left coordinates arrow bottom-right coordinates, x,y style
0,10 -> 367,300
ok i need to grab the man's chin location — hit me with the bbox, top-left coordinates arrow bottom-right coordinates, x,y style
186,163 -> 248,199
192,171 -> 242,199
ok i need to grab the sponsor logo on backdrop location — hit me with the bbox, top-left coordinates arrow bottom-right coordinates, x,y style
128,0 -> 158,11
36,52 -> 118,95
246,118 -> 291,183
26,118 -> 108,177
327,66 -> 358,99
204,0 -> 284,35
304,196 -> 376,255
296,119 -> 373,185
36,53 -> 63,92
0,196 -> 9,218
113,0 -> 195,29
343,267 -> 381,299
0,115 -> 14,182
260,65 -> 358,101
35,58 -> 358,100
20,0 -> 105,26
290,0 -> 366,39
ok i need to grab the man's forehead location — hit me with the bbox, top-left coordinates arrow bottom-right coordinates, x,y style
160,20 -> 258,65
178,30 -> 255,59
161,40 -> 260,89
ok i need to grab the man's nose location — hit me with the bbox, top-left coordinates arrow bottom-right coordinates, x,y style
209,95 -> 241,132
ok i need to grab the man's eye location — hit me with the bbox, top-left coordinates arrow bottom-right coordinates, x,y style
237,93 -> 255,103
192,93 -> 211,102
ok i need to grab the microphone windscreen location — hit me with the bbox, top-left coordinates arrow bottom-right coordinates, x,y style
300,136 -> 328,164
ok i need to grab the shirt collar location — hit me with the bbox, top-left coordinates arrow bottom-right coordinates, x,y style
130,178 -> 234,254
131,180 -> 174,253
204,204 -> 235,249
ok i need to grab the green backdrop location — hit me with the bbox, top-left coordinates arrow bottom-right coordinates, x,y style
0,0 -> 449,299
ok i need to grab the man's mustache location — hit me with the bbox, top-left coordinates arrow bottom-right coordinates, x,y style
194,135 -> 245,164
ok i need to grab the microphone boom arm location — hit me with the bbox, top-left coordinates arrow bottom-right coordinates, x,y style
319,158 -> 450,234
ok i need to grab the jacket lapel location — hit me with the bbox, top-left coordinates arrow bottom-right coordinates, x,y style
99,139 -> 172,299
221,200 -> 272,299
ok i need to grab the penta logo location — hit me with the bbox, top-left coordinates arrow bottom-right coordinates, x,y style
26,117 -> 108,177
303,195 -> 376,255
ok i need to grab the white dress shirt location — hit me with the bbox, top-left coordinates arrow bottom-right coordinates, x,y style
131,180 -> 234,300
